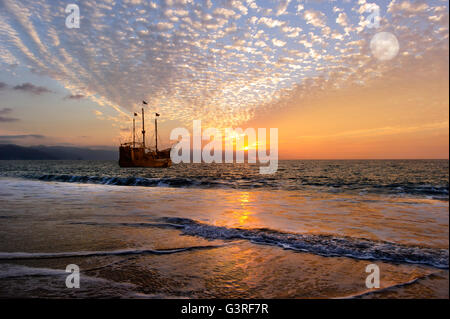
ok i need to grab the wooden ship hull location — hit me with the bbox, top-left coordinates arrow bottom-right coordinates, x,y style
119,145 -> 171,168
118,103 -> 172,168
119,159 -> 171,168
119,160 -> 171,168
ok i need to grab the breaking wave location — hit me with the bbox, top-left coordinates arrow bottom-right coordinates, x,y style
168,218 -> 449,268
21,174 -> 449,199
0,244 -> 224,260
72,218 -> 449,269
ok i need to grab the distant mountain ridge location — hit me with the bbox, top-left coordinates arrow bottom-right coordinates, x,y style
0,144 -> 117,160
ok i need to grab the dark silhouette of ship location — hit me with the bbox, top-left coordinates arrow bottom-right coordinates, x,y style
119,101 -> 172,168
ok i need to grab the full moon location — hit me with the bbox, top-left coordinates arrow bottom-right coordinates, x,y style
370,32 -> 400,61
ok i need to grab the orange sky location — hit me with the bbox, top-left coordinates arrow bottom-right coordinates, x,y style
244,46 -> 449,159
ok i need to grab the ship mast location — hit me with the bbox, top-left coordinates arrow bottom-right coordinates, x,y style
132,117 -> 135,148
155,114 -> 158,152
131,115 -> 136,161
141,107 -> 146,149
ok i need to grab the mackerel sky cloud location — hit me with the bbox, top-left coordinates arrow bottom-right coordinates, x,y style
0,0 -> 448,153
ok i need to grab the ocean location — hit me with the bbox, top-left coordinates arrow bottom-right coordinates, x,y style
0,160 -> 448,298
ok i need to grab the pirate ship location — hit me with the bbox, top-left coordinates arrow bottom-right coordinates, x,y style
119,101 -> 172,168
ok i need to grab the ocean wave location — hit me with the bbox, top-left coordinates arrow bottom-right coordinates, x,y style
337,272 -> 439,299
35,174 -> 212,188
0,264 -> 160,298
66,218 -> 449,269
0,263 -> 68,279
73,218 -> 447,269
21,174 -> 449,199
0,244 -> 224,260
165,218 -> 449,268
0,263 -> 130,285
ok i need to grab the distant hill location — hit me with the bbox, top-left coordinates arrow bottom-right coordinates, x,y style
0,144 -> 117,160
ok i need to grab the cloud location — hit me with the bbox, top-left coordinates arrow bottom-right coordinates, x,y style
336,12 -> 351,35
296,121 -> 449,140
64,94 -> 85,100
213,8 -> 236,18
0,107 -> 13,115
388,0 -> 429,14
0,134 -> 45,139
272,39 -> 286,47
13,83 -> 52,95
276,0 -> 291,16
0,116 -> 19,122
282,26 -> 302,38
336,12 -> 349,27
258,17 -> 285,28
0,0 -> 447,135
0,108 -> 19,122
230,1 -> 248,15
303,9 -> 327,28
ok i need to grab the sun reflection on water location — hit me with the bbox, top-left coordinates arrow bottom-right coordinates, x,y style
220,191 -> 259,228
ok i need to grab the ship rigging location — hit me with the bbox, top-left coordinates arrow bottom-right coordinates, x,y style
118,101 -> 172,168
